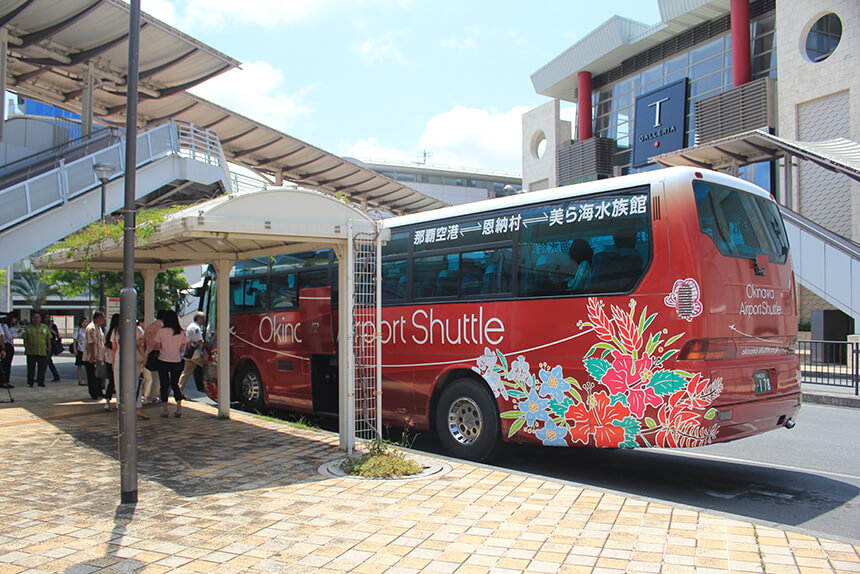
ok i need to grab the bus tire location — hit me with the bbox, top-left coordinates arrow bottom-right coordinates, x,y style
435,378 -> 502,462
237,363 -> 265,411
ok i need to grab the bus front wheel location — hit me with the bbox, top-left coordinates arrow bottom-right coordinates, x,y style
435,378 -> 502,462
237,364 -> 265,411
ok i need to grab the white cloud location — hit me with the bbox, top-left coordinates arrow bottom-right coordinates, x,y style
341,105 -> 529,174
354,31 -> 407,64
145,0 -> 334,29
189,61 -> 313,132
440,36 -> 477,49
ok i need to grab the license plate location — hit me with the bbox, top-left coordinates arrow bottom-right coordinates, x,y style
754,370 -> 772,394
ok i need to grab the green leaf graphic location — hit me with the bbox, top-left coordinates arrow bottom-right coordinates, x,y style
500,410 -> 525,418
648,370 -> 687,395
508,417 -> 526,438
704,408 -> 718,420
584,358 -> 611,382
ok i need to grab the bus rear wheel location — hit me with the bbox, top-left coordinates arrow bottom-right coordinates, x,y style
237,364 -> 265,411
435,378 -> 502,462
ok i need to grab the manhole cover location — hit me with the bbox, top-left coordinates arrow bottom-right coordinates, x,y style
318,455 -> 451,481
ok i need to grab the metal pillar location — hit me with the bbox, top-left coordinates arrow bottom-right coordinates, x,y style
118,0 -> 141,505
783,155 -> 794,210
81,62 -> 94,137
0,28 -> 7,142
142,269 -> 156,324
214,260 -> 231,419
577,71 -> 592,141
731,0 -> 751,87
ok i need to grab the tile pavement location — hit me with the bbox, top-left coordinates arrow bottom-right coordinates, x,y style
0,381 -> 859,573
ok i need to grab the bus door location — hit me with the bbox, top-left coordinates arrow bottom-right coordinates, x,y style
300,286 -> 338,414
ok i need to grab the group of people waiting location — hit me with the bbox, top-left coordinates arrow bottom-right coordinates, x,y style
1,308 -> 207,419
1,310 -> 63,389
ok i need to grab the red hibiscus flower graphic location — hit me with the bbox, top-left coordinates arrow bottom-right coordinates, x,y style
601,351 -> 662,418
565,391 -> 631,447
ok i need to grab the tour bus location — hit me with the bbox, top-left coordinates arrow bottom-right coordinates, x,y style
199,166 -> 800,461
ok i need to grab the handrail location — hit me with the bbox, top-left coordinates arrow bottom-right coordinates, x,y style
0,127 -> 120,178
779,204 -> 860,259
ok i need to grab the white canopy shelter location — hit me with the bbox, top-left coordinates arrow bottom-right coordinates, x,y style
36,187 -> 387,452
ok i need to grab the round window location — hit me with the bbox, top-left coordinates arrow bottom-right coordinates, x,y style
531,130 -> 547,160
805,13 -> 842,62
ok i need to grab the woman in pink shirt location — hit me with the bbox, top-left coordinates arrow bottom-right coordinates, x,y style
153,310 -> 186,417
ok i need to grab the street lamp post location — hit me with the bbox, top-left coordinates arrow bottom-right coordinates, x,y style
93,163 -> 115,313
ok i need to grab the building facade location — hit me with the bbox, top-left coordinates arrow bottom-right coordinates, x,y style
523,0 -> 858,327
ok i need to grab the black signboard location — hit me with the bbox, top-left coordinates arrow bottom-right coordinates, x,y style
632,78 -> 688,167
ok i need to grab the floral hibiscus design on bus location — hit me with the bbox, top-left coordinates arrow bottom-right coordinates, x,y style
472,297 -> 723,448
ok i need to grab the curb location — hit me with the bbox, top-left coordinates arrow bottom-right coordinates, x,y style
802,392 -> 860,409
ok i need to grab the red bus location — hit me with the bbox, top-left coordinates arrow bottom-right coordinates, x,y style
200,166 -> 800,461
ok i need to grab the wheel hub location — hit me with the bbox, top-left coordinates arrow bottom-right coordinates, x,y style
241,372 -> 259,402
447,397 -> 483,445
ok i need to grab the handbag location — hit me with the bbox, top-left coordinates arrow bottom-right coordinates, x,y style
94,361 -> 110,379
51,337 -> 63,356
145,350 -> 160,371
68,342 -> 76,355
184,344 -> 196,360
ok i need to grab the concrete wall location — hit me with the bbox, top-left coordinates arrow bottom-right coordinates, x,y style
776,0 -> 860,242
410,182 -> 489,205
522,100 -> 571,192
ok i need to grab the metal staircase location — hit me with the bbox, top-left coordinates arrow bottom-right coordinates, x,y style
781,205 -> 860,324
0,120 -> 232,269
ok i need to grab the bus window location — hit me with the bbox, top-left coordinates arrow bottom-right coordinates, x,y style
414,254 -> 458,298
694,181 -> 788,263
232,257 -> 269,276
461,248 -> 512,296
383,231 -> 410,257
269,273 -> 298,310
382,260 -> 407,303
271,250 -> 330,272
299,268 -> 328,291
230,277 -> 267,313
518,189 -> 651,296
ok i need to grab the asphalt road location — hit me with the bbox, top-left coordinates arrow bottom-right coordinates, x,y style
14,351 -> 859,543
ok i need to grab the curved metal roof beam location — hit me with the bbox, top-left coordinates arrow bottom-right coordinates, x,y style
219,127 -> 257,144
0,0 -> 37,29
254,147 -> 304,165
230,138 -> 281,159
18,0 -> 104,48
17,28 -> 133,69
280,154 -> 326,171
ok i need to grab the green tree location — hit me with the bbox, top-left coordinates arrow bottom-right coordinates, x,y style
48,269 -> 190,317
11,270 -> 59,310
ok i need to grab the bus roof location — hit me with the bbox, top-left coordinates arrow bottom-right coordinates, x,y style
382,166 -> 772,228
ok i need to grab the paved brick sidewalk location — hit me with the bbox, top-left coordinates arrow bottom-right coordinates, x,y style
0,382 -> 858,573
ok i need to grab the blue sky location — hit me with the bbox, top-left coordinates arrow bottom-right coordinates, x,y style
143,0 -> 661,175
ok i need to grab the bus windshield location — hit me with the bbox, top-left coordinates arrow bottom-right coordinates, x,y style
694,180 -> 789,264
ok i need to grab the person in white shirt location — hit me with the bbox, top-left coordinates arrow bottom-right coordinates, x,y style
153,310 -> 187,418
142,310 -> 165,403
84,311 -> 106,400
178,312 -> 205,394
104,314 -> 120,411
1,312 -> 19,389
73,317 -> 87,386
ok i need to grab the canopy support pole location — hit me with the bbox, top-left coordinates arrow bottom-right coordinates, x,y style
142,269 -> 156,323
214,259 -> 232,419
335,234 -> 355,454
81,61 -> 94,136
0,28 -> 7,142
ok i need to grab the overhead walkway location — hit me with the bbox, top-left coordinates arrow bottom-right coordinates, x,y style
780,206 -> 860,324
651,129 -> 860,324
0,119 -> 231,269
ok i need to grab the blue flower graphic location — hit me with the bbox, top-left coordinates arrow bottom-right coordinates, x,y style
537,365 -> 571,402
535,419 -> 569,446
517,389 -> 550,427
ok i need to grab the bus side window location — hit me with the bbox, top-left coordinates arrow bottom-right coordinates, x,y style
230,277 -> 268,313
269,273 -> 297,310
381,260 -> 407,304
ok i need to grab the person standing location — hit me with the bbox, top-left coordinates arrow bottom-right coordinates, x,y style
45,314 -> 61,382
178,312 -> 205,396
142,310 -> 165,403
1,312 -> 19,389
103,313 -> 119,411
73,317 -> 87,385
22,311 -> 52,387
154,310 -> 186,418
83,311 -> 106,400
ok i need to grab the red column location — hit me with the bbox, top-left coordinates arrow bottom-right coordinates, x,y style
731,0 -> 751,87
577,71 -> 593,141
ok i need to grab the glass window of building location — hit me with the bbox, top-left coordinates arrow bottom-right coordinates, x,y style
805,14 -> 842,62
